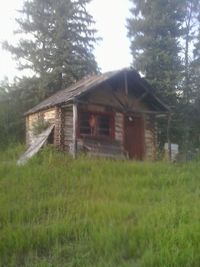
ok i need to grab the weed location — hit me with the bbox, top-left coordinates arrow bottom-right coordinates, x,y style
0,147 -> 200,266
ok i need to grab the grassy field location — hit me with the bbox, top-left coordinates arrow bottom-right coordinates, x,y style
1,146 -> 200,267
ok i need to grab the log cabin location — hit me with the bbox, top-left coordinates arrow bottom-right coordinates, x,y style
24,68 -> 170,161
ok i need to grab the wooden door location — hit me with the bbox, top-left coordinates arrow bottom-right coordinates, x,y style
124,115 -> 145,160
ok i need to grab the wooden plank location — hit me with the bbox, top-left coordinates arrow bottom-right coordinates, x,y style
72,103 -> 78,159
17,125 -> 55,165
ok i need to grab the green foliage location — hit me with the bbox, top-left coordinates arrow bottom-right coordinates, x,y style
127,0 -> 184,149
3,0 -> 99,93
0,0 -> 99,148
127,0 -> 200,152
1,148 -> 200,266
181,0 -> 200,103
191,14 -> 200,101
32,118 -> 50,136
189,27 -> 200,144
0,77 -> 43,148
127,0 -> 183,104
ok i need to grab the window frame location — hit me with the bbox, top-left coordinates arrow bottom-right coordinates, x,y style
78,110 -> 115,140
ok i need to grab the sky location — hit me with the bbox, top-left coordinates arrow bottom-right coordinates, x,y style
0,0 -> 132,82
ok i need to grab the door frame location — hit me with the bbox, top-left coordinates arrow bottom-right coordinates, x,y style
123,113 -> 145,160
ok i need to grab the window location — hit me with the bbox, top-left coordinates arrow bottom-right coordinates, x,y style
79,111 -> 114,138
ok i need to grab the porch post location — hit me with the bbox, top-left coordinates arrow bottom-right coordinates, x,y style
124,69 -> 128,96
72,101 -> 78,159
167,113 -> 172,161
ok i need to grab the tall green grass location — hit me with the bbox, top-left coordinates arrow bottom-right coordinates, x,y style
1,147 -> 200,266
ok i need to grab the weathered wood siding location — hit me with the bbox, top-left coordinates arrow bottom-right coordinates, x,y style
62,105 -> 73,151
26,108 -> 56,146
84,83 -> 148,112
115,112 -> 124,145
144,115 -> 157,161
25,82 -> 158,160
54,107 -> 62,149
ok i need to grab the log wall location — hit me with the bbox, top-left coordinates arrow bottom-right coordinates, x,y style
25,83 -> 158,160
62,105 -> 73,152
115,112 -> 124,145
54,107 -> 62,149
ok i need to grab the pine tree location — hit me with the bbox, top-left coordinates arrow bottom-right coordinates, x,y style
127,0 -> 186,150
3,0 -> 98,96
177,0 -> 200,153
185,12 -> 200,149
193,39 -> 200,99
181,0 -> 200,104
1,0 -> 99,146
127,0 -> 183,104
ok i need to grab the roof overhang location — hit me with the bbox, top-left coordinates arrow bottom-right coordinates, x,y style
25,68 -> 170,116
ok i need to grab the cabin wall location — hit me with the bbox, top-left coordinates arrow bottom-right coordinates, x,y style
25,82 -> 159,160
115,112 -> 124,145
26,108 -> 56,146
65,103 -> 125,158
54,107 -> 63,149
71,101 -> 158,160
77,104 -> 124,148
78,83 -> 159,160
144,115 -> 157,161
26,105 -> 158,160
62,105 -> 73,151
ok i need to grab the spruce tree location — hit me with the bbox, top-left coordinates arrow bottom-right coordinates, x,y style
127,0 -> 183,104
192,30 -> 200,99
127,0 -> 200,153
181,0 -> 200,104
186,13 -> 200,149
178,0 -> 200,153
3,0 -> 98,96
127,0 -> 186,150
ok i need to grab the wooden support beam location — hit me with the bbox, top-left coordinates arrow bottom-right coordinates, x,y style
167,114 -> 172,161
72,102 -> 78,159
137,91 -> 148,102
124,70 -> 128,96
75,99 -> 169,116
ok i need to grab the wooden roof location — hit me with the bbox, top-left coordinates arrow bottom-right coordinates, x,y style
25,68 -> 170,115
